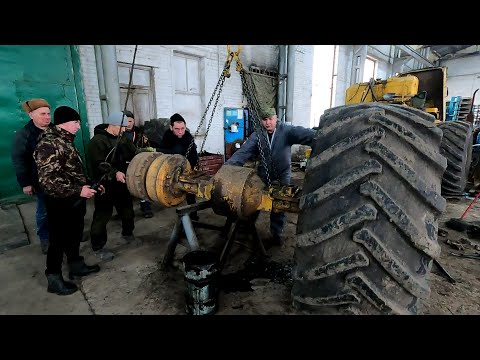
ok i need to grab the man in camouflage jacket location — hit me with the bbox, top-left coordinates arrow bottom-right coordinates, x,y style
34,106 -> 101,296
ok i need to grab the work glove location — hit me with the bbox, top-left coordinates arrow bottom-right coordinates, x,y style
135,147 -> 156,155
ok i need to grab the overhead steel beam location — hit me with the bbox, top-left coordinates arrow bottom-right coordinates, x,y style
395,45 -> 435,68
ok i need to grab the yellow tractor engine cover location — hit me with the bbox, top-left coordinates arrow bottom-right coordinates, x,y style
345,75 -> 419,104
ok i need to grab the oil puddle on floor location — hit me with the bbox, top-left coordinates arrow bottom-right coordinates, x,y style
218,255 -> 293,293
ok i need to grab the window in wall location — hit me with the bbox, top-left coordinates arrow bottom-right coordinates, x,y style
172,52 -> 204,136
173,53 -> 200,94
118,63 -> 156,126
363,56 -> 377,82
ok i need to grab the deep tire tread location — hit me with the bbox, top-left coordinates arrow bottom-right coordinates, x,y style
292,103 -> 446,315
438,121 -> 473,196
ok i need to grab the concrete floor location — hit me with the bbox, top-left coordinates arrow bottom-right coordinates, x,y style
0,194 -> 301,315
2,170 -> 480,315
0,199 -> 167,315
0,168 -> 308,315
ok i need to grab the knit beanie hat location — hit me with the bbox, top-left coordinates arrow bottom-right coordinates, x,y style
122,110 -> 134,118
105,111 -> 128,126
54,106 -> 80,125
170,113 -> 185,125
22,98 -> 50,113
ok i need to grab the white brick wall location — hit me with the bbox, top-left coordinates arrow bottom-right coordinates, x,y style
78,45 -> 314,154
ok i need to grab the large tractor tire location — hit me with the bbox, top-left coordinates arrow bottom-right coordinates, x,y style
292,103 -> 447,315
468,145 -> 480,188
437,121 -> 473,196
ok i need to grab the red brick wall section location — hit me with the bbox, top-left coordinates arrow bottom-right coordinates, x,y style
198,153 -> 224,175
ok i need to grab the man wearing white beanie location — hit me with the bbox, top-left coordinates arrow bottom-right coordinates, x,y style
87,111 -> 137,261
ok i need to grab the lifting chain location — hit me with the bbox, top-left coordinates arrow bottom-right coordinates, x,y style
238,69 -> 278,187
185,46 -> 242,170
185,45 -> 277,187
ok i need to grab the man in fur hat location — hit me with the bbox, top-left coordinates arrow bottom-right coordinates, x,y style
11,98 -> 53,254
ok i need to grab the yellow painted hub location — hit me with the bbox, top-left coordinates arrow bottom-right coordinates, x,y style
211,165 -> 266,219
126,152 -> 163,199
145,154 -> 191,206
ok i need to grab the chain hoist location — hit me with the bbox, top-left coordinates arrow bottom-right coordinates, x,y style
232,46 -> 277,186
238,69 -> 278,187
185,45 -> 277,187
185,46 -> 242,169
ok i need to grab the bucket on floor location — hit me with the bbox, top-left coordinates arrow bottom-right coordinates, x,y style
182,250 -> 220,315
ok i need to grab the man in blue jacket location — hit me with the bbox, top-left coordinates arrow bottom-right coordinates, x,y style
226,107 -> 315,245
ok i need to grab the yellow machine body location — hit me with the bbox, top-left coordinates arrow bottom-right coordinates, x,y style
346,75 -> 419,105
345,67 -> 448,122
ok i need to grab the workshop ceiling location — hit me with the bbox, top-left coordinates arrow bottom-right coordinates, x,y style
427,45 -> 474,58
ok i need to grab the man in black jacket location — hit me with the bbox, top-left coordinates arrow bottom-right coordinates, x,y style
123,110 -> 153,218
155,113 -> 199,220
11,98 -> 53,254
88,111 -> 137,261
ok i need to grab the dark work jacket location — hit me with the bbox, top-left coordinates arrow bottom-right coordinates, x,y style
11,120 -> 53,191
226,122 -> 315,185
124,125 -> 149,148
87,124 -> 137,183
155,129 -> 199,168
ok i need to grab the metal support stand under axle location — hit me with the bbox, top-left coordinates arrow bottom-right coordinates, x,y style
161,201 -> 267,271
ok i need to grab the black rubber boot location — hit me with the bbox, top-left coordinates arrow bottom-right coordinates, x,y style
40,242 -> 49,255
47,273 -> 78,296
68,259 -> 100,280
140,200 -> 153,218
190,211 -> 199,222
271,233 -> 284,246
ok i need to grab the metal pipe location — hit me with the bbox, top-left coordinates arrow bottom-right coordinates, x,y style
277,45 -> 287,122
100,45 -> 122,114
94,45 -> 109,121
424,47 -> 430,67
286,45 -> 297,123
181,215 -> 199,250
389,45 -> 395,77
329,45 -> 337,108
